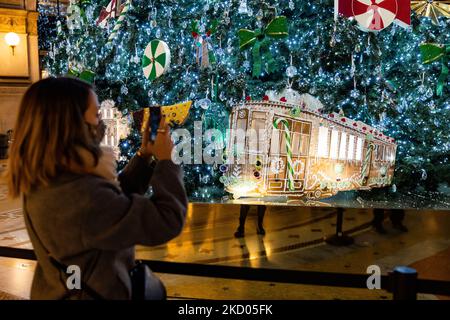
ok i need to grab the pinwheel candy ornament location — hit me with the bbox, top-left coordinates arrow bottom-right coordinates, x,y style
142,40 -> 171,81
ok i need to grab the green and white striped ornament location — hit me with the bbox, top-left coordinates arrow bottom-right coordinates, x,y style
360,142 -> 375,184
273,118 -> 295,191
142,40 -> 171,81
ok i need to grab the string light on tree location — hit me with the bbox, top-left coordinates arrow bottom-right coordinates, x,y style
41,0 -> 450,200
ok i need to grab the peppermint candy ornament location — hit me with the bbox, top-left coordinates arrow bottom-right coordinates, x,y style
142,40 -> 171,81
352,0 -> 397,32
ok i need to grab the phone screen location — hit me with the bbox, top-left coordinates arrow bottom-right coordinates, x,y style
149,106 -> 161,142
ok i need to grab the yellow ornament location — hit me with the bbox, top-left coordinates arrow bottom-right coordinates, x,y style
411,1 -> 450,25
135,101 -> 192,134
161,101 -> 192,126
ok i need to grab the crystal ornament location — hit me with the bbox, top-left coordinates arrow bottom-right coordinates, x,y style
286,66 -> 298,78
238,0 -> 248,14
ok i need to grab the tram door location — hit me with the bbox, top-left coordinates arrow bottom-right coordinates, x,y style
360,139 -> 375,186
267,117 -> 312,194
227,108 -> 268,189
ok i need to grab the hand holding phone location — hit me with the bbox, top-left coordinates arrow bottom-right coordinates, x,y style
140,107 -> 173,161
149,106 -> 161,142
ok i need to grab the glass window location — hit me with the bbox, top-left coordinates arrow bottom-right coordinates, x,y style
330,130 -> 339,159
339,132 -> 347,160
270,129 -> 280,155
302,123 -> 311,134
252,111 -> 266,119
248,127 -> 259,153
300,135 -> 309,156
292,133 -> 301,156
317,126 -> 329,157
356,137 -> 363,161
348,135 -> 355,160
236,118 -> 247,131
280,133 -> 287,155
293,122 -> 302,133
377,145 -> 384,161
250,119 -> 266,153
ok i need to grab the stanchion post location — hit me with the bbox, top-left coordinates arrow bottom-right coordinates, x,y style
391,266 -> 418,300
325,207 -> 354,246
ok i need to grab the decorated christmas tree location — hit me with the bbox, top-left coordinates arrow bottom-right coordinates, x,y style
42,0 -> 449,200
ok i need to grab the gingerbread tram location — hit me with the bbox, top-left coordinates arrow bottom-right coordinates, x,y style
220,95 -> 397,200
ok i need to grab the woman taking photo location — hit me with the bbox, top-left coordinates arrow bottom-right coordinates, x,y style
4,77 -> 188,299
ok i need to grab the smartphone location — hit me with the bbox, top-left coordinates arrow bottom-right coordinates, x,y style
149,106 -> 161,142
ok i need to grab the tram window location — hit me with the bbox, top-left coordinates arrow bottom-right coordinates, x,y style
317,126 -> 329,157
252,112 -> 266,119
339,132 -> 347,160
386,147 -> 392,161
292,132 -> 301,155
302,123 -> 311,134
300,135 -> 310,155
294,123 -> 302,156
378,145 -> 384,161
248,126 -> 258,152
330,130 -> 339,159
280,133 -> 287,155
356,137 -> 363,161
250,119 -> 266,152
389,147 -> 396,162
348,135 -> 355,160
292,123 -> 311,156
236,118 -> 247,131
293,122 -> 302,133
270,129 -> 280,155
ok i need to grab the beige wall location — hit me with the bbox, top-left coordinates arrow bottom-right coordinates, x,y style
0,1 -> 38,133
0,85 -> 25,132
0,32 -> 30,77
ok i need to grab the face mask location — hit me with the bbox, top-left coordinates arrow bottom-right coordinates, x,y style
86,120 -> 106,145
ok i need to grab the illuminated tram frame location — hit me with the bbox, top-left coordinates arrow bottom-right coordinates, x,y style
223,101 -> 397,200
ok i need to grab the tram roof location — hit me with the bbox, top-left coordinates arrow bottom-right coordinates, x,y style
234,100 -> 397,146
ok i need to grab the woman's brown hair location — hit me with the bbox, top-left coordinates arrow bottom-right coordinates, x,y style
4,77 -> 102,198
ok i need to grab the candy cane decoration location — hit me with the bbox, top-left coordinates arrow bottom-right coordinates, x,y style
107,0 -> 131,45
360,142 -> 375,183
273,118 -> 295,191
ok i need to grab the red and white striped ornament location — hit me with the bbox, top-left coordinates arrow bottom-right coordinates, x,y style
96,0 -> 117,29
353,0 -> 397,31
335,0 -> 411,32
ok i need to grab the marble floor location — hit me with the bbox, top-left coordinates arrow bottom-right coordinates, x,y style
0,180 -> 449,300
